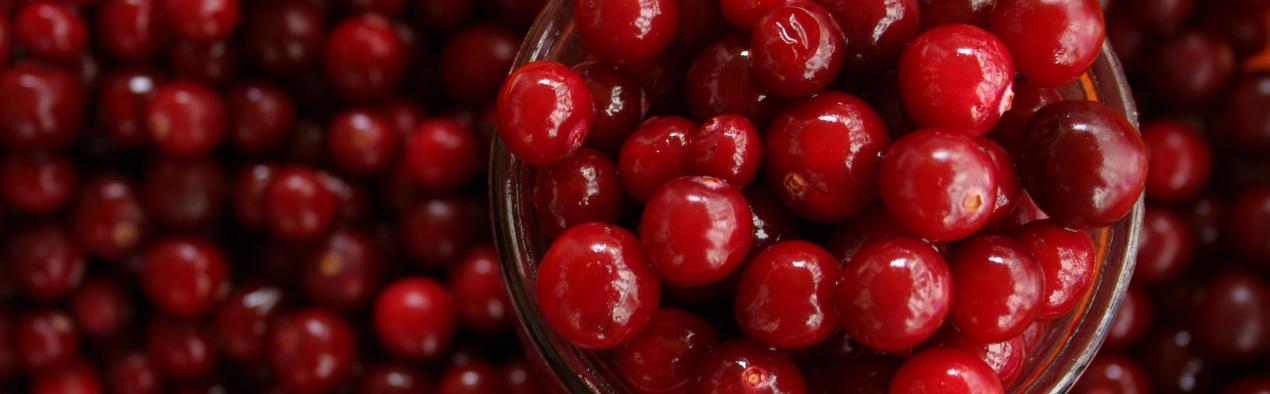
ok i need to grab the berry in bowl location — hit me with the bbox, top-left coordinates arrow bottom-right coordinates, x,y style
491,0 -> 1144,392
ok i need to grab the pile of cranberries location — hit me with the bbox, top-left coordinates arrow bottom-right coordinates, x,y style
497,0 -> 1152,393
0,0 -> 556,393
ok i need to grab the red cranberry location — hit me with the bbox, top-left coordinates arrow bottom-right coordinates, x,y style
324,14 -> 407,101
98,70 -> 161,148
140,237 -> 229,317
837,237 -> 952,352
1227,187 -> 1270,265
496,61 -> 594,167
168,39 -> 237,84
438,360 -> 507,394
989,0 -> 1104,87
764,92 -> 889,222
617,116 -> 696,203
532,147 -> 624,237
246,0 -> 325,75
735,240 -> 839,349
948,235 -> 1043,342
690,114 -> 762,188
107,351 -> 161,394
684,35 -> 780,122
1149,29 -> 1235,106
0,151 -> 77,215
261,166 -> 338,241
719,0 -> 799,28
1134,207 -> 1195,284
358,362 -> 430,394
145,317 -> 217,379
212,282 -> 284,363
378,98 -> 427,136
1105,286 -> 1153,350
1015,220 -> 1096,319
820,0 -> 921,74
989,79 -> 1063,151
1016,100 -> 1146,229
373,277 -> 457,360
30,359 -> 101,394
405,119 -> 481,191
880,129 -> 998,241
744,185 -> 801,252
450,246 -> 511,333
642,176 -> 752,288
303,228 -> 383,310
1192,271 -> 1270,363
1224,72 -> 1270,153
0,63 -> 84,149
1071,355 -> 1151,394
326,108 -> 398,175
227,81 -> 294,155
979,139 -> 1020,226
4,223 -> 85,302
230,163 -> 275,229
97,0 -> 163,63
71,174 -> 148,261
268,308 -> 357,393
616,309 -> 718,392
417,0 -> 474,30
898,24 -> 1014,135
503,360 -> 544,394
146,81 -> 227,157
161,0 -> 238,43
12,309 -> 78,372
440,24 -> 519,101
537,223 -> 660,349
1142,120 -> 1212,202
919,0 -> 996,28
575,0 -> 678,64
68,277 -> 131,338
933,330 -> 1026,386
399,197 -> 478,268
15,1 -> 88,62
750,2 -> 845,98
693,340 -> 806,393
891,348 -> 1003,394
1143,325 -> 1213,393
826,206 -> 907,263
574,62 -> 646,153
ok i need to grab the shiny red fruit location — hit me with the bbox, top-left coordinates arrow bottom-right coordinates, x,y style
641,176 -> 752,287
988,0 -> 1104,87
890,348 -> 1004,394
268,308 -> 357,393
373,277 -> 457,360
139,237 -> 229,317
574,0 -> 678,64
750,2 -> 845,98
898,24 -> 1014,135
1015,220 -> 1096,319
692,340 -> 807,393
735,240 -> 839,349
532,147 -> 624,237
837,237 -> 952,352
880,129 -> 998,241
948,235 -> 1044,342
617,309 -> 718,393
496,61 -> 594,167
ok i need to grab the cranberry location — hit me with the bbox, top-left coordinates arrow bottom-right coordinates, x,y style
71,174 -> 148,261
1105,286 -> 1152,350
0,63 -> 84,149
107,351 -> 161,394
449,246 -> 511,333
0,151 -> 77,215
684,35 -> 780,123
1223,72 -> 1270,153
574,0 -> 677,64
373,277 -> 457,360
989,0 -> 1104,87
12,309 -> 78,372
532,148 -> 624,237
690,114 -> 762,188
378,98 -> 427,137
230,163 -> 275,229
837,237 -> 952,352
574,62 -> 646,153
303,228 -> 383,310
827,206 -> 907,263
68,277 -> 131,338
1135,207 -> 1195,284
692,340 -> 806,393
978,139 -> 1020,226
891,348 -> 1003,394
643,177 -> 752,288
98,70 -> 161,148
139,156 -> 224,230
1017,100 -> 1146,229
898,24 -> 1014,135
1071,355 -> 1152,394
1015,220 -> 1096,319
15,1 -> 88,62
503,360 -> 544,394
399,197 -> 478,268
496,61 -> 594,167
440,24 -> 518,101
735,240 -> 839,349
145,317 -> 217,379
919,0 -> 996,28
1143,325 -> 1213,393
616,309 -> 718,392
146,81 -> 227,157
30,359 -> 101,394
268,308 -> 357,393
405,119 -> 481,191
764,92 -> 889,222
948,235 -> 1043,342
1227,187 -> 1270,265
989,79 -> 1063,151
880,129 -> 997,240
261,166 -> 338,241
1142,120 -> 1212,202
1191,271 -> 1270,363
168,39 -> 237,84
4,223 -> 85,302
324,14 -> 407,101
933,330 -> 1026,386
161,0 -> 238,43
226,81 -> 294,155
438,360 -> 507,394
744,185 -> 802,252
617,116 -> 696,203
326,108 -> 398,175
359,362 -> 429,394
1149,29 -> 1235,106
537,223 -> 660,349
140,237 -> 229,317
246,0 -> 325,75
750,2 -> 845,98
719,0 -> 799,28
212,282 -> 284,363
97,0 -> 163,63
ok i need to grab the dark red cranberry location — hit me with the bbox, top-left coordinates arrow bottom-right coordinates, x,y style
891,348 -> 1002,393
821,0 -> 920,74
617,309 -> 718,392
1016,100 -> 1146,229
826,206 -> 906,263
1187,194 -> 1225,254
97,0 -> 162,63
227,81 -> 294,155
438,360 -> 507,394
764,92 -> 888,222
690,114 -> 761,187
30,359 -> 101,394
933,330 -> 1026,386
989,0 -> 1104,87
496,61 -> 593,167
268,308 -> 357,393
440,24 -> 518,101
1105,286 -> 1152,350
69,277 -> 131,338
537,223 -> 660,349
880,129 -> 998,241
246,0 -> 325,75
98,70 -> 161,148
15,1 -> 88,62
71,174 -> 148,261
1142,120 -> 1212,202
532,148 -> 624,237
417,0 -> 474,30
735,240 -> 839,349
324,14 -> 406,101
161,0 -> 238,43
4,223 -> 85,302
989,79 -> 1063,152
212,282 -> 283,363
642,176 -> 752,287
617,116 -> 696,203
405,119 -> 481,191
230,163 -> 275,229
719,0 -> 799,28
948,235 -> 1043,342
692,340 -> 806,393
358,362 -> 429,394
1192,271 -> 1270,363
399,197 -> 478,268
140,236 -> 229,317
979,139 -> 1020,226
1143,325 -> 1213,393
146,81 -> 227,157
1227,187 -> 1270,265
0,151 -> 77,215
0,63 -> 84,149
303,228 -> 382,310
145,317 -> 217,379
261,166 -> 338,241
107,351 -> 162,394
837,237 -> 952,352
1223,72 -> 1270,153
919,0 -> 996,28
1015,220 -> 1096,319
1071,355 -> 1151,394
168,40 -> 237,84
378,98 -> 427,137
12,309 -> 78,372
575,0 -> 677,64
1135,207 -> 1195,284
1150,29 -> 1235,106
744,185 -> 801,252
503,360 -> 544,394
684,35 -> 780,122
450,246 -> 511,333
574,62 -> 646,153
373,277 -> 457,360
750,2 -> 845,98
898,24 -> 1014,135
143,157 -> 229,231
326,108 -> 398,175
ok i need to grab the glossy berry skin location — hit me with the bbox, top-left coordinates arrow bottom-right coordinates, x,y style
690,114 -> 762,187
0,63 -> 84,149
98,70 -> 161,148
933,330 -> 1027,386
440,24 -> 519,102
0,151 -> 77,215
226,81 -> 294,155
837,237 -> 952,352
268,308 -> 357,393
303,228 -> 383,310
438,360 -> 507,394
497,61 -> 594,167
12,309 -> 78,372
1015,220 -> 1096,319
735,240 -> 839,349
575,62 -> 645,153
764,92 -> 889,222
373,277 -> 457,360
1134,207 -> 1194,284
140,237 -> 229,317
142,157 -> 224,230
827,206 -> 907,263
750,2 -> 845,98
15,1 -> 88,62
880,129 -> 998,241
898,24 -> 1014,135
692,340 -> 807,393
532,148 -> 624,237
575,0 -> 678,64
918,0 -> 995,28
450,246 -> 511,333
720,0 -> 799,28
642,176 -> 753,287
820,0 -> 921,74
1016,100 -> 1146,229
1142,120 -> 1211,202
4,223 -> 85,302
618,116 -> 696,203
1071,355 -> 1151,394
948,235 -> 1043,342
30,359 -> 101,394
617,309 -> 718,393
261,167 -> 338,241
145,317 -> 216,379
1105,286 -> 1152,350
685,35 -> 780,123
326,109 -> 398,175
146,82 -> 227,157
989,80 -> 1062,151
71,174 -> 148,261
161,0 -> 238,43
359,362 -> 430,394
537,223 -> 660,349
989,0 -> 1104,87
890,348 -> 1004,394
97,0 -> 163,63
324,15 -> 407,101
406,119 -> 481,191
1192,271 -> 1270,363
246,0 -> 325,75
69,277 -> 131,338
1150,30 -> 1234,106
212,282 -> 284,363
979,139 -> 1020,226
1227,187 -> 1270,265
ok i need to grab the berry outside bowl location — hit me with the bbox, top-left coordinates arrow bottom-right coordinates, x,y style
490,1 -> 1144,392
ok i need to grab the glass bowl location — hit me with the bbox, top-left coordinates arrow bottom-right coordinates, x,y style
491,1 -> 1143,392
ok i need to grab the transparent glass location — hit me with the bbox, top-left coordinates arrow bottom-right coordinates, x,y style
490,1 -> 1143,392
